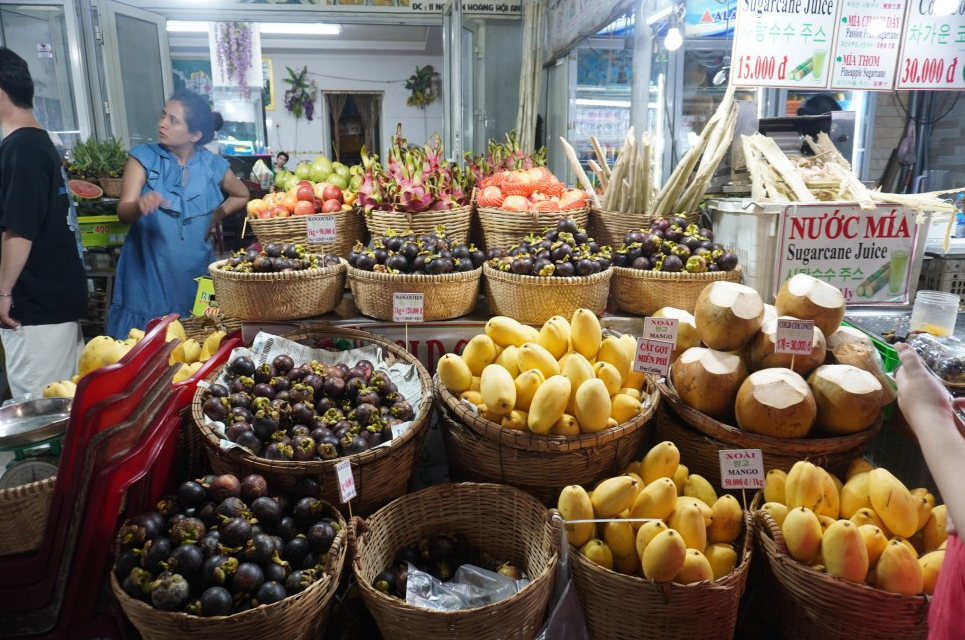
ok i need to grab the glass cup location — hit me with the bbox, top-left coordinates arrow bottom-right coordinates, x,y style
812,49 -> 827,79
910,290 -> 960,337
889,249 -> 909,295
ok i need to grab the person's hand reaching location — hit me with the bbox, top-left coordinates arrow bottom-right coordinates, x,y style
138,191 -> 167,216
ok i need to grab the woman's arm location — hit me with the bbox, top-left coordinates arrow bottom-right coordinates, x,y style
116,157 -> 166,223
206,170 -> 250,237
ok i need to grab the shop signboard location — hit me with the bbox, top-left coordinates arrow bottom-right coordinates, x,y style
684,0 -> 738,37
895,0 -> 965,90
829,0 -> 908,90
123,0 -> 520,16
774,203 -> 920,304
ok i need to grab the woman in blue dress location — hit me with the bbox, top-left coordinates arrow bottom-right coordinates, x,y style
106,89 -> 249,339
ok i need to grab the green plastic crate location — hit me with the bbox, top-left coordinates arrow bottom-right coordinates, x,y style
79,214 -> 128,247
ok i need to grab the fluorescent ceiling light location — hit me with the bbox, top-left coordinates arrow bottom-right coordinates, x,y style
645,6 -> 673,26
259,23 -> 340,35
167,21 -> 209,33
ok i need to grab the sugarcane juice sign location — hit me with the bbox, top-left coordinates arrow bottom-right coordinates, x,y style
895,0 -> 965,89
830,0 -> 908,90
731,0 -> 841,88
775,203 -> 919,304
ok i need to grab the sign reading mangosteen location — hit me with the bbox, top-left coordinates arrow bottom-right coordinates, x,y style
335,459 -> 357,503
643,317 -> 679,345
306,215 -> 337,244
393,293 -> 425,323
633,337 -> 674,376
775,203 -> 920,304
718,448 -> 765,489
775,318 -> 815,355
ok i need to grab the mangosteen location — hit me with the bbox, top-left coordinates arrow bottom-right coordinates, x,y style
286,401 -> 311,426
167,543 -> 204,580
612,252 -> 628,267
665,227 -> 682,243
207,475 -> 241,503
575,258 -> 594,277
215,496 -> 246,520
641,234 -> 662,255
202,396 -> 228,422
510,256 -> 534,275
316,441 -> 340,460
202,555 -> 238,586
115,549 -> 141,581
289,424 -> 311,439
558,218 -> 578,234
533,258 -> 555,277
632,256 -> 651,270
142,537 -> 174,573
252,409 -> 280,439
310,426 -> 334,444
276,516 -> 300,541
321,375 -> 346,401
149,571 -> 190,611
306,522 -> 337,554
386,253 -> 409,273
231,406 -> 254,423
717,251 -> 739,271
285,569 -> 314,595
289,384 -> 314,405
116,512 -> 164,547
226,421 -> 253,443
283,537 -> 311,568
236,432 -> 263,455
264,442 -> 293,461
251,383 -> 275,400
232,562 -> 265,594
550,243 -> 573,262
197,586 -> 233,617
197,504 -> 220,530
169,517 -> 207,546
554,261 -> 576,277
353,403 -> 379,427
341,434 -> 370,456
596,255 -> 612,271
230,356 -> 256,378
220,517 -> 253,548
263,560 -> 290,584
662,254 -> 684,272
121,572 -> 151,601
670,244 -> 691,259
390,400 -> 415,421
291,436 -> 317,462
249,496 -> 282,530
293,497 -> 325,529
254,581 -> 287,606
228,393 -> 251,410
345,377 -> 366,401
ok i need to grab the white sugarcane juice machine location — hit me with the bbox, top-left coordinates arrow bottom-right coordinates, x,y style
0,398 -> 70,488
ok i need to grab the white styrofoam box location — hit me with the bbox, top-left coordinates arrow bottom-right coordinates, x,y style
707,199 -> 783,303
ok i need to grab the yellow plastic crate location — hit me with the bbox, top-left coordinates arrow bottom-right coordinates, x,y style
79,214 -> 128,247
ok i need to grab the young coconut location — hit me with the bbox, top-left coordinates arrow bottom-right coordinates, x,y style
747,316 -> 827,376
671,347 -> 748,420
735,368 -> 817,438
826,325 -> 874,352
807,364 -> 883,435
694,282 -> 765,352
775,273 -> 846,337
652,307 -> 700,361
762,303 -> 779,324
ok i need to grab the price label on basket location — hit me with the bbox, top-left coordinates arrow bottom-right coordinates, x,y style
335,459 -> 357,503
718,449 -> 765,490
393,293 -> 424,323
633,337 -> 674,376
643,317 -> 678,344
306,215 -> 337,243
774,318 -> 814,355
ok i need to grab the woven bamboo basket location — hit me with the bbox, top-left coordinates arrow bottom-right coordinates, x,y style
753,508 -> 929,639
364,206 -> 472,245
180,314 -> 242,342
476,207 -> 590,252
111,501 -> 347,640
349,482 -> 561,639
193,325 -> 433,517
0,477 -> 56,555
346,265 -> 481,321
208,258 -> 346,321
571,510 -> 754,639
611,265 -> 743,316
588,208 -> 701,249
435,375 -> 658,505
247,209 -> 364,256
656,380 -> 882,485
98,176 -> 123,198
482,263 -> 612,325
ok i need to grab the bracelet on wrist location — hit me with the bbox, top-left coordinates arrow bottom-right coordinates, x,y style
0,293 -> 12,297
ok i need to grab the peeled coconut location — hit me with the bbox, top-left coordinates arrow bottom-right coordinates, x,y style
652,306 -> 700,361
775,274 -> 846,337
735,368 -> 817,438
671,347 -> 749,420
763,304 -> 779,325
694,282 -> 765,351
826,326 -> 873,352
807,364 -> 883,435
748,316 -> 827,376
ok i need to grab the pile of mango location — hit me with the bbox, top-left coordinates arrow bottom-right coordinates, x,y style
558,441 -> 745,583
437,310 -> 647,435
760,458 -> 946,595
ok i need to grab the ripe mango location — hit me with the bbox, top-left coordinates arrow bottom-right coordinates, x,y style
538,316 -> 571,359
128,327 -> 146,341
761,502 -> 789,528
868,468 -> 918,538
640,441 -> 680,485
597,336 -> 632,384
817,515 -> 837,533
570,309 -> 602,360
630,478 -> 678,527
580,539 -> 613,570
624,368 -> 647,392
684,474 -> 718,508
561,352 -> 595,415
922,504 -> 948,552
459,390 -> 483,405
500,410 -> 528,431
527,375 -> 571,434
166,319 -> 187,344
618,333 -> 638,363
675,496 -> 714,527
438,353 -> 473,393
839,472 -> 871,519
461,334 -> 497,376
875,539 -> 923,595
610,393 -> 642,425
199,330 -> 225,362
642,529 -> 687,582
591,475 -> 640,518
470,376 -> 482,391
494,345 -> 520,378
763,469 -> 787,505
634,520 -> 669,561
813,467 -> 840,519
671,464 -> 689,496
785,460 -> 824,512
782,507 -> 823,565
858,524 -> 888,568
670,502 -> 708,550
919,550 -> 945,595
182,338 -> 202,363
485,315 -> 530,348
517,342 -> 560,378
550,413 -> 580,436
909,488 -> 935,534
708,495 -> 743,544
850,508 -> 892,538
675,549 -> 714,584
593,361 -> 622,396
704,543 -> 739,580
846,456 -> 875,480
574,378 -> 611,434
558,485 -> 594,547
43,380 -> 77,398
618,387 -> 642,401
480,364 -> 516,416
513,369 -> 544,412
822,520 -> 869,583
603,519 -> 637,561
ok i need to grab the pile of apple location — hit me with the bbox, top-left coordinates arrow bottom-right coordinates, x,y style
476,167 -> 588,213
247,180 -> 355,220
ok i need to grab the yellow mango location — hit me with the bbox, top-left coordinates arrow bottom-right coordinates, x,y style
868,468 -> 918,539
561,352 -> 595,415
517,342 -> 561,378
494,345 -> 520,379
593,361 -> 622,396
642,529 -> 687,581
675,549 -> 714,584
181,338 -> 202,363
513,369 -> 544,412
635,520 -> 669,561
669,502 -> 708,550
570,309 -> 602,360
782,507 -> 823,565
485,315 -> 530,348
597,336 -> 632,384
166,319 -> 187,344
624,368 -> 648,392
875,539 -> 923,594
500,410 -> 528,431
461,334 -> 497,376
591,475 -> 641,518
527,375 -> 571,434
574,378 -> 612,434
704,543 -> 739,580
909,488 -> 935,534
610,393 -> 642,424
858,524 -> 888,568
199,330 -> 225,362
822,520 -> 869,583
922,505 -> 948,552
817,515 -> 837,533
671,464 -> 689,496
814,467 -> 840,519
640,441 -> 680,485
919,550 -> 945,595
708,495 -> 743,544
785,460 -> 824,512
469,376 -> 482,391
839,472 -> 871,519
676,496 -> 714,527
761,502 -> 789,528
618,387 -> 642,401
549,413 -> 580,436
850,508 -> 892,538
459,390 -> 483,405
603,519 -> 637,560
846,456 -> 876,480
438,353 -> 473,393
764,469 -> 788,505
480,364 -> 516,416
630,477 -> 678,527
558,485 -> 594,547
684,474 -> 719,508
128,327 -> 146,341
538,316 -> 571,359
580,539 -> 614,570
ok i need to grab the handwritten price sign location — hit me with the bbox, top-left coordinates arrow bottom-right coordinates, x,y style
392,293 -> 424,323
718,449 -> 765,490
335,459 -> 357,503
643,317 -> 679,345
633,337 -> 674,376
306,215 -> 337,243
775,318 -> 815,355
896,6 -> 965,90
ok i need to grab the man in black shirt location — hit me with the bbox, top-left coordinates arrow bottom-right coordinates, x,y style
0,47 -> 87,398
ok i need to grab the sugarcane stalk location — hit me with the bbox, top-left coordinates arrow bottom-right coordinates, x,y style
559,137 -> 601,208
588,159 -> 607,192
591,137 -> 611,179
640,132 -> 653,213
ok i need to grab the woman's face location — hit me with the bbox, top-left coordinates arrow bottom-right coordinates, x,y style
158,100 -> 201,147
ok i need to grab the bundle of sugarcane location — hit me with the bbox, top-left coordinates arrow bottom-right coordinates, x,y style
582,127 -> 655,214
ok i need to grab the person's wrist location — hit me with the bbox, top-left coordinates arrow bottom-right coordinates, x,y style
0,293 -> 12,297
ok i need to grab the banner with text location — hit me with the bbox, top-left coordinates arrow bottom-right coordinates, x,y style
126,0 -> 520,16
895,1 -> 965,90
775,203 -> 920,304
829,0 -> 908,89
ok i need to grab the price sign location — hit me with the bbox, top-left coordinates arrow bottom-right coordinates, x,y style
392,293 -> 424,323
719,449 -> 765,490
643,317 -> 679,345
306,215 -> 337,243
829,0 -> 907,90
896,4 -> 965,90
633,337 -> 675,376
775,318 -> 815,355
335,459 -> 357,503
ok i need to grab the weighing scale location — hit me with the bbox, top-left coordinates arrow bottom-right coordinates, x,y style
0,397 -> 71,489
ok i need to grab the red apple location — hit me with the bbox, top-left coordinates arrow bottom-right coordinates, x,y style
313,182 -> 329,200
321,198 -> 342,213
296,185 -> 315,202
297,180 -> 313,188
269,205 -> 290,218
293,200 -> 315,216
322,184 -> 342,202
313,197 -> 322,212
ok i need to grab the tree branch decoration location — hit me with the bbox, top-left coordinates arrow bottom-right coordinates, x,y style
405,65 -> 440,109
283,66 -> 317,122
214,22 -> 253,99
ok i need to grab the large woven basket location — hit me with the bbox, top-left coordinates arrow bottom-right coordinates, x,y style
180,314 -> 242,342
476,206 -> 590,251
0,477 -> 56,555
346,265 -> 481,321
208,258 -> 346,321
753,508 -> 929,639
349,482 -> 561,640
248,209 -> 364,255
588,208 -> 701,249
193,325 -> 432,517
571,510 -> 754,639
435,375 -> 658,506
482,263 -> 612,325
656,380 -> 881,485
111,501 -> 347,640
611,265 -> 743,316
364,206 -> 472,245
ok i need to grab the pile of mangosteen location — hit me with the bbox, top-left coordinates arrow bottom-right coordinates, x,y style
486,218 -> 612,277
200,353 -> 415,461
219,242 -> 340,273
114,473 -> 339,616
612,216 -> 739,273
347,227 -> 486,275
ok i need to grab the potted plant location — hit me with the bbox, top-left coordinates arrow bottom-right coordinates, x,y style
69,138 -> 128,197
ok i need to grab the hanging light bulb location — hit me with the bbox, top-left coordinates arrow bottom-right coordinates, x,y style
664,26 -> 683,51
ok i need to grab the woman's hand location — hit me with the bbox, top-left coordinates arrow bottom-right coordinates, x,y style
206,206 -> 226,240
138,191 -> 168,216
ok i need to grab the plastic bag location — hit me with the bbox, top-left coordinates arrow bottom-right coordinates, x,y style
405,563 -> 529,611
908,333 -> 965,385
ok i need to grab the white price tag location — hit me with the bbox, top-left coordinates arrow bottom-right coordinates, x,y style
643,317 -> 678,344
335,459 -> 357,503
392,293 -> 424,323
774,318 -> 815,355
633,337 -> 675,376
718,449 -> 765,490
391,423 -> 408,440
306,215 -> 337,243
